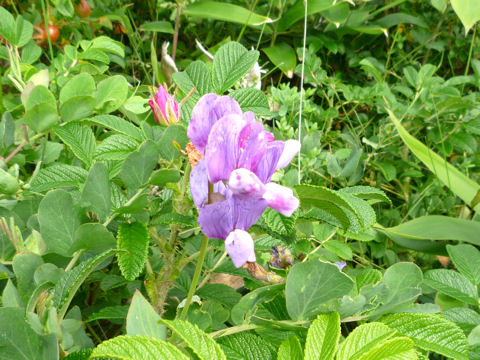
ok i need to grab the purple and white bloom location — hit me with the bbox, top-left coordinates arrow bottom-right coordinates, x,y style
188,93 -> 301,268
335,261 -> 347,271
149,84 -> 180,126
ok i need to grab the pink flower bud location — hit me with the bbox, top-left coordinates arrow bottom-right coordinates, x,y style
149,84 -> 180,126
225,229 -> 256,268
262,182 -> 299,217
229,168 -> 266,197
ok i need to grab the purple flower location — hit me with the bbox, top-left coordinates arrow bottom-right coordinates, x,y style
334,261 -> 347,271
188,93 -> 301,268
149,84 -> 180,126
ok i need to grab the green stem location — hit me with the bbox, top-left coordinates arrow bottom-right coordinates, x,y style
178,235 -> 209,321
103,188 -> 144,227
462,24 -> 477,94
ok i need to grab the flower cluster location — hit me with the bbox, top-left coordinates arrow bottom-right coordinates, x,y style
187,94 -> 300,268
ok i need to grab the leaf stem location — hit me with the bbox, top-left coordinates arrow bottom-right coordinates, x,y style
103,188 -> 144,227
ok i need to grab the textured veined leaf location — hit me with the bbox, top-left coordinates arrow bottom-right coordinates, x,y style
446,244 -> 480,285
356,337 -> 417,360
339,186 -> 391,205
81,162 -> 111,222
304,313 -> 340,360
90,335 -> 189,360
212,42 -> 259,94
262,207 -> 296,236
86,305 -> 128,323
116,222 -> 149,281
340,193 -> 376,230
173,61 -> 214,102
94,134 -> 139,161
161,319 -> 226,360
53,249 -> 116,319
381,313 -> 469,360
230,88 -> 271,116
424,269 -> 478,306
151,213 -> 196,227
218,332 -> 276,360
87,115 -> 143,141
30,164 -> 88,192
277,336 -> 303,360
443,307 -> 480,333
63,348 -> 93,360
336,322 -> 396,360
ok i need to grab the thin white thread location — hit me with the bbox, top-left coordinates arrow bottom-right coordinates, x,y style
298,0 -> 308,183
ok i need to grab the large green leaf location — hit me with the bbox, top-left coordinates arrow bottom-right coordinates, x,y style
116,222 -> 149,281
94,134 -> 139,161
424,269 -> 478,306
0,308 -> 58,360
12,253 -> 44,305
126,290 -> 166,339
286,259 -> 354,320
381,313 -> 469,360
262,207 -> 296,236
443,307 -> 480,334
59,73 -> 95,103
229,88 -> 270,116
121,141 -> 159,189
447,244 -> 480,285
90,335 -> 188,360
54,122 -> 96,166
95,75 -> 129,113
173,61 -> 214,103
161,319 -> 226,360
277,336 -> 303,360
218,332 -> 276,360
30,165 -> 88,192
304,313 -> 340,360
0,7 -> 16,45
263,43 -> 297,78
451,0 -> 480,34
71,223 -> 116,253
212,42 -> 259,94
81,162 -> 111,222
38,189 -> 83,257
387,109 -> 480,211
184,1 -> 273,26
87,115 -> 143,141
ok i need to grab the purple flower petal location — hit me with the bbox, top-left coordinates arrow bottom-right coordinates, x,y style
277,140 -> 301,169
197,200 -> 233,240
228,168 -> 265,198
237,121 -> 268,172
205,114 -> 246,183
187,94 -> 242,153
334,261 -> 347,271
225,229 -> 256,268
262,182 -> 299,217
231,195 -> 267,230
190,158 -> 208,207
253,141 -> 285,183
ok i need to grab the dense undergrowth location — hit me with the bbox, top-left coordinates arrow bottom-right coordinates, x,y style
1,0 -> 480,359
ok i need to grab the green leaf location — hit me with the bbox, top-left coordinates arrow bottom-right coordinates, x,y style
262,207 -> 296,236
263,43 -> 297,78
424,269 -> 478,306
184,1 -> 273,26
357,337 -> 417,360
71,223 -> 116,253
229,88 -> 270,116
94,134 -> 139,161
173,61 -> 214,103
336,322 -> 396,360
451,0 -> 480,34
2,279 -> 22,307
339,186 -> 391,205
381,313 -> 469,360
305,313 -> 340,360
95,75 -> 129,113
121,141 -> 159,189
53,249 -> 116,319
158,125 -> 189,161
212,42 -> 259,94
218,332 -> 276,360
278,0 -> 344,31
30,164 -> 88,192
38,189 -> 83,257
277,336 -> 303,360
0,7 -> 16,44
150,213 -> 196,227
59,73 -> 95,103
443,307 -> 480,333
87,115 -> 143,141
60,95 -> 96,122
81,162 -> 110,221
63,349 -> 93,360
150,169 -> 181,187
286,259 -> 354,320
387,109 -> 480,212
24,102 -> 58,133
90,36 -> 125,58
323,240 -> 353,260
90,335 -> 189,360
12,253 -> 44,305
86,305 -> 128,323
140,21 -> 174,33
431,0 -> 447,13
161,319 -> 226,360
116,222 -> 149,281
126,290 -> 166,340
197,284 -> 242,310
0,307 -> 58,360
14,15 -> 33,48
446,244 -> 480,285
54,122 -> 96,166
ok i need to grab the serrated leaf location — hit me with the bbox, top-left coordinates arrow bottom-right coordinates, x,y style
262,207 -> 296,236
161,319 -> 226,360
357,337 -> 417,360
339,186 -> 391,205
446,244 -> 480,285
443,307 -> 480,333
305,312 -> 340,360
116,222 -> 149,281
30,164 -> 88,192
63,348 -> 93,360
424,269 -> 478,306
218,332 -> 276,360
90,335 -> 189,360
229,88 -> 270,116
212,42 -> 259,94
87,115 -> 143,141
277,336 -> 303,360
86,305 -> 128,323
53,249 -> 116,319
94,134 -> 139,161
336,322 -> 396,360
381,313 -> 469,360
55,122 -> 96,166
341,193 -> 376,230
173,61 -> 214,103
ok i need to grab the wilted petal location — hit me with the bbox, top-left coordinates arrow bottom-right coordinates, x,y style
190,158 -> 208,207
205,114 -> 245,183
253,141 -> 284,183
198,200 -> 233,240
187,94 -> 242,153
277,140 -> 301,169
262,182 -> 299,217
225,229 -> 256,268
229,168 -> 265,197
